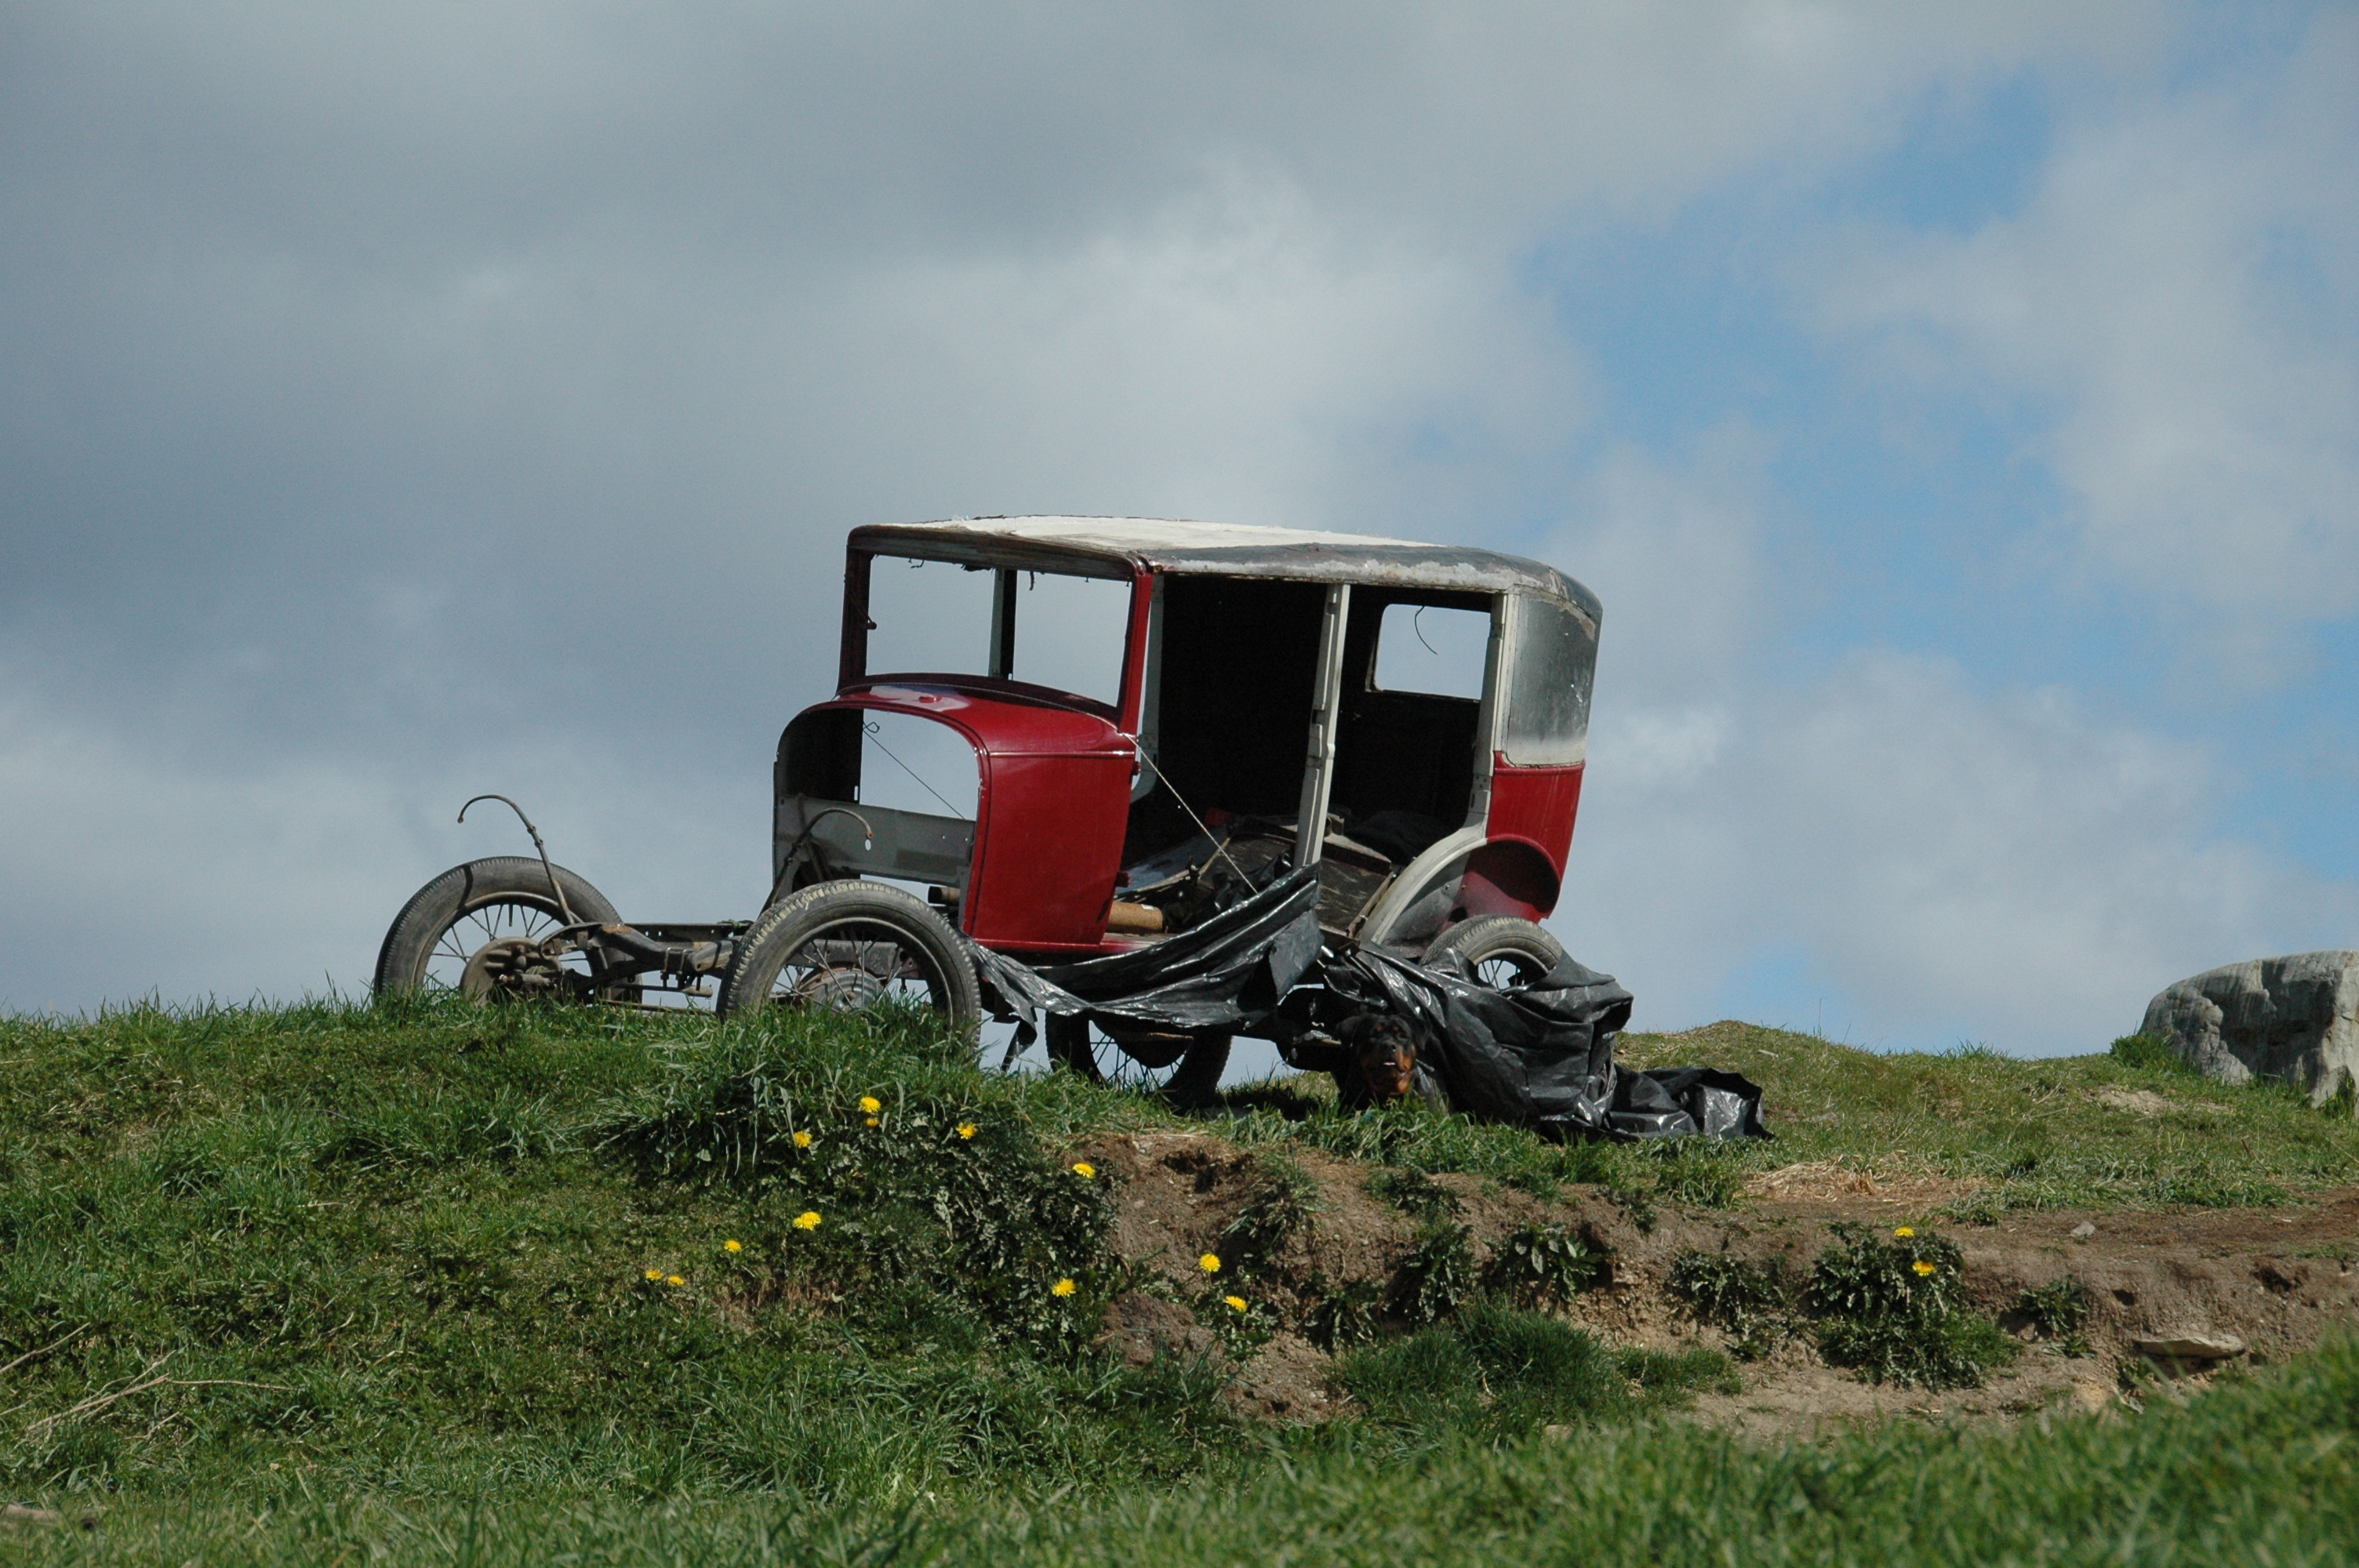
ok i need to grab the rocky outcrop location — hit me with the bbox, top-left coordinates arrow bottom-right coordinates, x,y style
2141,952 -> 2359,1112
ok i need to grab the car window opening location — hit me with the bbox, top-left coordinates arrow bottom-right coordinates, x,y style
1118,579 -> 1496,944
862,554 -> 1128,709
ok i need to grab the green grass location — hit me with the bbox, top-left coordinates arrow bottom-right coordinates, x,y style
2,999 -> 2355,1563
0,999 -> 1235,1516
20,1339 -> 2359,1564
1627,1022 -> 2359,1214
1216,1021 -> 2359,1215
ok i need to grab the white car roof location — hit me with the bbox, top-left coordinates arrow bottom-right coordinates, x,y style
849,516 -> 1598,619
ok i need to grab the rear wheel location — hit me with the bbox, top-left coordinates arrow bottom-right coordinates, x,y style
714,880 -> 981,1028
373,857 -> 623,1000
1045,1017 -> 1230,1105
1420,915 -> 1564,993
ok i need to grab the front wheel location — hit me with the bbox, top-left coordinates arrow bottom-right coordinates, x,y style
1420,916 -> 1565,992
714,880 -> 981,1027
373,856 -> 623,1000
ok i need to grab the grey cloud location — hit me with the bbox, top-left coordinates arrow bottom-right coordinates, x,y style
2,2 -> 2284,1024
1556,651 -> 2354,1054
1808,9 -> 2359,671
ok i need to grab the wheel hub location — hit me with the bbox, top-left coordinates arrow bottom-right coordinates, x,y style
460,936 -> 580,1001
794,962 -> 887,1011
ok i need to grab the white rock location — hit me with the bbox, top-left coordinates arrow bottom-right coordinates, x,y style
2141,951 -> 2359,1112
2132,1333 -> 2245,1361
2070,1221 -> 2096,1240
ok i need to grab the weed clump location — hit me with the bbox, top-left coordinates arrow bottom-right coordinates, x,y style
1485,1221 -> 1608,1307
1811,1223 -> 2016,1389
1939,1189 -> 2007,1226
2017,1277 -> 2093,1356
1668,1250 -> 1797,1360
1367,1166 -> 1462,1223
1674,1226 -> 2017,1386
1299,1272 -> 1382,1352
1390,1222 -> 1478,1327
1216,1152 -> 1320,1278
597,1022 -> 1114,1354
1336,1301 -> 1732,1441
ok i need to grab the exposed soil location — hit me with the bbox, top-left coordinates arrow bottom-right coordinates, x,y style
1070,1128 -> 2359,1436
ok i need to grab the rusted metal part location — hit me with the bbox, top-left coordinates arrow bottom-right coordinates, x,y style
457,793 -> 577,926
569,922 -> 741,985
445,913 -> 751,1005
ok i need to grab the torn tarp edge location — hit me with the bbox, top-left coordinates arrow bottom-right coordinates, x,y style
965,865 -> 1324,1038
963,865 -> 1768,1141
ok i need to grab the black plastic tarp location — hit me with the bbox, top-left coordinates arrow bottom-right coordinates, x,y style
966,866 -> 1325,1037
1319,947 -> 1767,1141
965,866 -> 1766,1141
1321,946 -> 1624,1139
1607,1066 -> 1773,1141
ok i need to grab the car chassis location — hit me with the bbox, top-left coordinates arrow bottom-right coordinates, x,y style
375,517 -> 1601,1097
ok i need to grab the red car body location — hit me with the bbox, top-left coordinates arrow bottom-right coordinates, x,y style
772,519 -> 1600,963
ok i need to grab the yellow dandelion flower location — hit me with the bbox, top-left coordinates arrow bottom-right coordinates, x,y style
1198,1253 -> 1221,1274
792,1131 -> 812,1149
859,1095 -> 882,1115
1070,1161 -> 1096,1179
957,1123 -> 977,1140
1223,1295 -> 1247,1312
865,1116 -> 880,1127
1893,1226 -> 1915,1239
664,1274 -> 685,1287
1913,1259 -> 1936,1277
724,1240 -> 743,1254
643,1268 -> 663,1282
794,1210 -> 823,1231
1052,1278 -> 1078,1298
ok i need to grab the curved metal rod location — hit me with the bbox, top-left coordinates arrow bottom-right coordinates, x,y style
762,806 -> 877,911
458,793 -> 579,927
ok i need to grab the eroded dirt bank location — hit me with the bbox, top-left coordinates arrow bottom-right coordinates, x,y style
1073,1127 -> 2359,1435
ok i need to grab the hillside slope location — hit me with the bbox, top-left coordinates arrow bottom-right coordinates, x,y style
1,1000 -> 2354,1564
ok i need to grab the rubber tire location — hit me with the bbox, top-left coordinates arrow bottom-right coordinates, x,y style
1045,1015 -> 1231,1106
714,879 -> 981,1026
373,857 -> 623,997
1420,915 -> 1565,991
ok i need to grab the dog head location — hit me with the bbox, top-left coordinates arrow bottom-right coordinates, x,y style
1340,1013 -> 1418,1102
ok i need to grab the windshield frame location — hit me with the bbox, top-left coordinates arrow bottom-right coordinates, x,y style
841,546 -> 1149,727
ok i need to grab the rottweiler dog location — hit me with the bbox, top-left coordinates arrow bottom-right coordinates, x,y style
1335,1012 -> 1443,1109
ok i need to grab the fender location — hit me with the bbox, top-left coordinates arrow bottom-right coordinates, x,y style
1456,837 -> 1559,923
1354,829 -> 1563,946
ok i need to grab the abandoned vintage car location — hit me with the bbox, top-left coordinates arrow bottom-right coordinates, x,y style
373,517 -> 1601,1098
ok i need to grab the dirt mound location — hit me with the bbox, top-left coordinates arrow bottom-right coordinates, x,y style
1073,1127 -> 2359,1435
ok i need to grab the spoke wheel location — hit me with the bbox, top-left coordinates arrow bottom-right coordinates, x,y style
1419,915 -> 1565,993
715,880 -> 980,1027
1044,1016 -> 1230,1105
374,857 -> 623,1001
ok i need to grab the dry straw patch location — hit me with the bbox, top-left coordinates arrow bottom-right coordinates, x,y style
1744,1156 -> 1984,1207
2088,1087 -> 2176,1118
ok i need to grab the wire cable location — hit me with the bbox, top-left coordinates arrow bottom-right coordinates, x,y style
863,720 -> 969,818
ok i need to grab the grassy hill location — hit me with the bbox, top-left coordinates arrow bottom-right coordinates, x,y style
1,999 -> 2354,1564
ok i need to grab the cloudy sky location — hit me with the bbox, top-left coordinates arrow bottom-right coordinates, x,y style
4,2 -> 2354,1055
